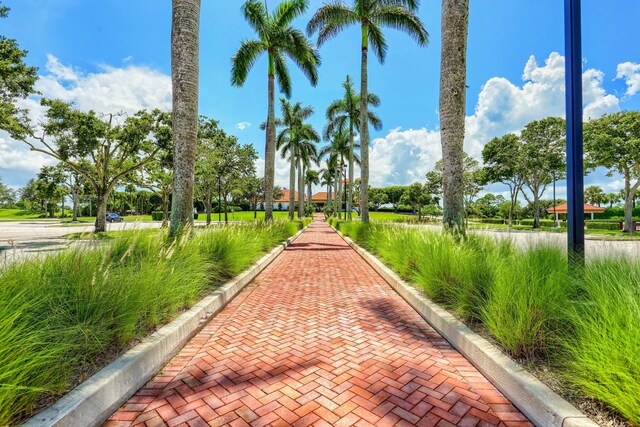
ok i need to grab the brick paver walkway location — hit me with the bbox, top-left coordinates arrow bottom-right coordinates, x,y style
106,216 -> 531,427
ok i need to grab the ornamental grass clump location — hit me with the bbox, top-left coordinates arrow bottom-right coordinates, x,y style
563,257 -> 640,423
0,221 -> 299,425
481,245 -> 574,358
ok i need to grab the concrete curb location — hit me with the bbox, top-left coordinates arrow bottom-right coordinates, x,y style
25,226 -> 307,427
335,230 -> 598,427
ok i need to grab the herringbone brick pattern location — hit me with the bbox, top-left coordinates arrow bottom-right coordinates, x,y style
106,215 -> 531,427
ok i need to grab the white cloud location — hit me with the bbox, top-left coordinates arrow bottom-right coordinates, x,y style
368,52 -> 622,188
255,153 -> 291,189
236,121 -> 251,131
616,62 -> 640,97
0,55 -> 172,187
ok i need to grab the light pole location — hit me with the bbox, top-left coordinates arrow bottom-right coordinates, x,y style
565,0 -> 585,263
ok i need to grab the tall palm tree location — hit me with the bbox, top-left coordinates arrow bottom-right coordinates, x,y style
306,169 -> 320,212
295,126 -> 320,217
274,99 -> 314,219
320,159 -> 336,207
325,75 -> 382,220
308,0 -> 428,223
232,0 -> 320,221
170,0 -> 201,238
440,0 -> 469,234
320,130 -> 357,219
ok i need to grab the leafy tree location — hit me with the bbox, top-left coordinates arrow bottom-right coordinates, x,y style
584,186 -> 605,207
469,193 -> 506,218
325,75 -> 382,220
232,0 -> 319,221
196,118 -> 224,224
0,177 -> 16,208
368,187 -> 388,211
439,0 -> 469,234
211,134 -> 257,223
9,100 -> 171,232
308,0 -> 428,223
585,111 -> 640,232
401,182 -> 433,221
52,162 -> 86,221
520,117 -> 566,228
383,186 -> 407,213
35,166 -> 67,217
0,2 -> 38,132
429,153 -> 483,221
498,199 -> 523,221
170,0 -> 201,236
482,134 -> 524,227
134,123 -> 174,227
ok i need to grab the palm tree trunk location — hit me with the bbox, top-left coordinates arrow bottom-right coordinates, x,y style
298,156 -> 304,218
170,0 -> 200,238
288,153 -> 295,220
348,121 -> 354,221
307,181 -> 312,213
359,25 -> 370,223
264,58 -> 276,221
440,0 -> 468,235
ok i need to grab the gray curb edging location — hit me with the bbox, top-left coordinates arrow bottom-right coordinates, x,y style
24,226 -> 307,427
335,230 -> 598,427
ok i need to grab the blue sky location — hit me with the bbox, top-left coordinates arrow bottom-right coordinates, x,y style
2,0 -> 640,198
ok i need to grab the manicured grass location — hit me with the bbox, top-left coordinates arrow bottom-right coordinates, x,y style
330,219 -> 639,424
0,219 -> 306,425
0,209 -> 47,220
201,211 -> 291,221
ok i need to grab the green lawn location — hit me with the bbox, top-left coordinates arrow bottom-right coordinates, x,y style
201,211 -> 291,221
0,209 -> 48,220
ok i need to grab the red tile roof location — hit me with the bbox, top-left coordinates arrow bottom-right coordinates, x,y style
546,203 -> 605,213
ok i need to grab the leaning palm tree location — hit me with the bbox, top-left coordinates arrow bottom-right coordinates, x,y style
440,0 -> 469,234
170,0 -> 201,238
308,0 -> 428,223
232,0 -> 320,221
274,99 -> 315,219
325,75 -> 382,220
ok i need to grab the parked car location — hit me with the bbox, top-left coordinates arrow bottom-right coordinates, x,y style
106,213 -> 124,223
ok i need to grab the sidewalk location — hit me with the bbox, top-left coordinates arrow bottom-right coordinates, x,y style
106,217 -> 531,427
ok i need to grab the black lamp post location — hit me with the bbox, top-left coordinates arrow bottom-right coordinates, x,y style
565,0 -> 585,263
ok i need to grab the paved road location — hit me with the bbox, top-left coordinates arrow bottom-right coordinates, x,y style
0,220 -> 161,264
106,217 -> 531,427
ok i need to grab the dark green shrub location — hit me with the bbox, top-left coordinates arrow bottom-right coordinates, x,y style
585,221 -> 621,230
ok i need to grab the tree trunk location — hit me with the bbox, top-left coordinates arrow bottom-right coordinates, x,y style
348,121 -> 354,221
288,153 -> 295,220
224,194 -> 228,223
264,66 -> 276,221
307,181 -> 312,213
170,0 -> 200,237
72,190 -> 79,222
95,189 -> 109,233
336,161 -> 343,220
533,190 -> 541,228
162,191 -> 170,228
253,197 -> 258,219
359,25 -> 370,223
624,175 -> 634,233
298,157 -> 304,218
440,0 -> 469,235
205,192 -> 212,225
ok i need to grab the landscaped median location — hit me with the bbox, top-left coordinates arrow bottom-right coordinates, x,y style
0,219 -> 310,426
328,218 -> 639,426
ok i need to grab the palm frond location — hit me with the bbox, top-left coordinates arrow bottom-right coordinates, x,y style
241,1 -> 268,34
371,5 -> 428,46
367,23 -> 388,63
307,2 -> 359,46
373,0 -> 420,12
231,39 -> 266,86
273,51 -> 292,97
367,110 -> 383,130
272,0 -> 308,27
367,92 -> 381,107
280,28 -> 320,86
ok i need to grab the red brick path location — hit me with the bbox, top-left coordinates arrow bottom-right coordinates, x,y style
106,216 -> 531,427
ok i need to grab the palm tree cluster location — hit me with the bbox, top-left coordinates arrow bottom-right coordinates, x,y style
229,0 -> 428,223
